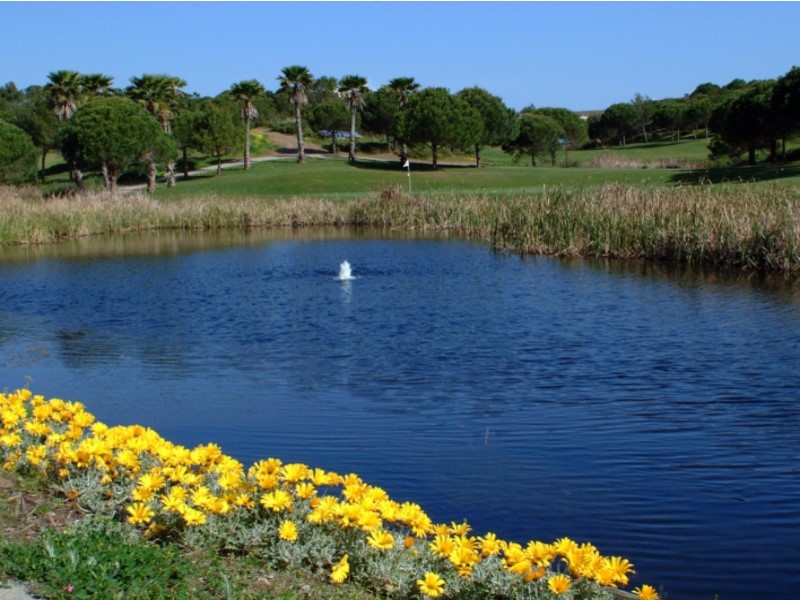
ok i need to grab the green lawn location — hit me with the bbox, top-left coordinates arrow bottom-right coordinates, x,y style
35,136 -> 800,200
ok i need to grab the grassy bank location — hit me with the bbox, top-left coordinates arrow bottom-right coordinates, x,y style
2,182 -> 798,272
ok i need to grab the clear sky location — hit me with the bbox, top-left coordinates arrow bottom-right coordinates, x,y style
2,1 -> 798,111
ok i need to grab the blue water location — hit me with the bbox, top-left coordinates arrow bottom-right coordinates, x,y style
2,230 -> 799,600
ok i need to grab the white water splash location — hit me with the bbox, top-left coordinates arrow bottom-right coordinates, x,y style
337,260 -> 354,281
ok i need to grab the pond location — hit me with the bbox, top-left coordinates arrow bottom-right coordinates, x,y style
1,229 -> 799,600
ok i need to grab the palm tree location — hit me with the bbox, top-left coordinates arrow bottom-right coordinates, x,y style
81,73 -> 114,98
387,77 -> 420,162
229,80 -> 264,170
127,74 -> 186,133
45,70 -> 84,186
45,70 -> 84,124
127,74 -> 186,188
278,66 -> 313,163
388,77 -> 420,108
338,75 -> 369,162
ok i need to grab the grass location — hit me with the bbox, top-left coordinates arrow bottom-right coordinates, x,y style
2,136 -> 799,273
0,471 -> 374,599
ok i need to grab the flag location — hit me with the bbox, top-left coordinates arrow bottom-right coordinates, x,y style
403,159 -> 410,168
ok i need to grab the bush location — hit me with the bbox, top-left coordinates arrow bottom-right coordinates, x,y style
0,121 -> 38,184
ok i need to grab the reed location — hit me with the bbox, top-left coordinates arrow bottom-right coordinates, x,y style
1,183 -> 798,272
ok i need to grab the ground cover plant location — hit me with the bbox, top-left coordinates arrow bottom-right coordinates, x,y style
0,388 -> 661,599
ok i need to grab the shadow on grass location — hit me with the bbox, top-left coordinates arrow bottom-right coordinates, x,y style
669,163 -> 800,185
347,159 -> 475,173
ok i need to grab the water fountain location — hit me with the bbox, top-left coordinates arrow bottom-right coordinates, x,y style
338,260 -> 354,281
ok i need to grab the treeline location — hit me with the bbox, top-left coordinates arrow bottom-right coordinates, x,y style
1,65 -> 799,192
587,67 -> 800,165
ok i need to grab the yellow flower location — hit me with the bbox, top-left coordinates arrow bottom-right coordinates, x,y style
293,482 -> 317,499
330,554 -> 349,584
280,462 -> 310,483
367,529 -> 395,551
182,506 -> 207,526
634,584 -> 661,600
278,519 -> 298,542
429,534 -> 456,559
449,520 -> 471,536
260,489 -> 293,512
547,574 -> 572,595
25,445 -> 48,467
233,492 -> 255,509
601,555 -> 635,586
478,532 -> 503,557
126,502 -> 155,525
416,572 -> 445,598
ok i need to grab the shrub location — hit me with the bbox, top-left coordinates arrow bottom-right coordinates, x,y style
0,121 -> 38,184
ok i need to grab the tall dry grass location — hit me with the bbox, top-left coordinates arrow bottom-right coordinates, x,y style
2,183 -> 798,272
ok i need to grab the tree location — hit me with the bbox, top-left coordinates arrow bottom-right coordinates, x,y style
308,76 -> 339,104
502,113 -> 563,166
127,74 -> 186,187
45,70 -> 83,124
228,79 -> 265,170
0,82 -> 24,123
0,120 -> 38,184
338,75 -> 369,162
685,95 -> 714,139
193,100 -> 238,175
394,88 -> 481,168
81,73 -> 115,98
772,66 -> 800,159
59,97 -> 162,195
631,93 -> 654,143
710,80 -> 778,165
534,107 -> 587,166
306,100 -> 349,154
171,102 -> 202,178
278,65 -> 313,163
360,86 -> 400,151
456,87 -> 513,167
652,99 -> 686,141
597,102 -> 636,146
142,131 -> 178,193
14,85 -> 60,181
387,77 -> 420,161
45,70 -> 85,186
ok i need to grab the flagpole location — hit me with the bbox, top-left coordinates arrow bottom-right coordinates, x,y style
404,159 -> 411,193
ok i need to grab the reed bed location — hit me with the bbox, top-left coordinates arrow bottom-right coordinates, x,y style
1,183 -> 798,272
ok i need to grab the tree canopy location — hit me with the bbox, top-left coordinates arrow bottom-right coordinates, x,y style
60,97 -> 164,194
0,120 -> 38,184
394,88 -> 481,168
456,87 -> 513,166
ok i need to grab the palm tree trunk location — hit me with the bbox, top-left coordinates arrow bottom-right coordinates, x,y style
166,161 -> 176,187
348,108 -> 357,162
244,117 -> 251,170
295,103 -> 305,163
147,161 -> 157,194
474,144 -> 481,167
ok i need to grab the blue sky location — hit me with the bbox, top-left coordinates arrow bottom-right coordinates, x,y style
3,1 -> 798,111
